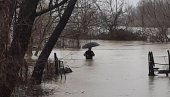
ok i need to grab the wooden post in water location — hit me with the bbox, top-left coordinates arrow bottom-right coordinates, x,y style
168,50 -> 170,71
54,53 -> 59,75
148,51 -> 151,76
148,51 -> 155,76
58,60 -> 63,79
60,60 -> 66,80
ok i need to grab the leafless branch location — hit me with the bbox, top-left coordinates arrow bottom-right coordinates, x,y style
35,0 -> 69,17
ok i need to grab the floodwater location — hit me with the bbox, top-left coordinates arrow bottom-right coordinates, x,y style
16,40 -> 170,97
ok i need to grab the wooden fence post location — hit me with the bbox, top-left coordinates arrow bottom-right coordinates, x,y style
167,50 -> 170,71
148,51 -> 155,76
54,53 -> 59,75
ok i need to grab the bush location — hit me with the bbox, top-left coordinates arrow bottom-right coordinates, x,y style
97,29 -> 147,41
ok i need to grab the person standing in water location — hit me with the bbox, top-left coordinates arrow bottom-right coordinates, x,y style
84,47 -> 95,59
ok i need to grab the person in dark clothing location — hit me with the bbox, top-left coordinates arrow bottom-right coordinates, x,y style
84,47 -> 95,59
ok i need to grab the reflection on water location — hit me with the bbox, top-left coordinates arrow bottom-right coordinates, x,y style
83,59 -> 94,66
14,41 -> 170,97
147,76 -> 170,97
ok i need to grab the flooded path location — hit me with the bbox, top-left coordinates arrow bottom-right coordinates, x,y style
34,41 -> 170,97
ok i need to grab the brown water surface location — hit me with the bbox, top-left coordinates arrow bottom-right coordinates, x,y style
14,41 -> 170,97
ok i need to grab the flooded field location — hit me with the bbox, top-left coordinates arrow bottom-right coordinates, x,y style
14,40 -> 170,97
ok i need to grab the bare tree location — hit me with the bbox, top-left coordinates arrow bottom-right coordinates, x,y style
95,0 -> 124,35
136,0 -> 170,42
63,0 -> 98,40
31,0 -> 78,84
0,0 -> 76,96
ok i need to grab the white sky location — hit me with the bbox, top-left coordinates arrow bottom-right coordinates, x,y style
126,0 -> 140,6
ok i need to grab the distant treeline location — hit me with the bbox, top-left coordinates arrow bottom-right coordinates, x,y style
81,29 -> 147,41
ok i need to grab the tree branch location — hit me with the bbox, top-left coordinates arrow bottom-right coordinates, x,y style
35,0 -> 69,17
32,0 -> 77,84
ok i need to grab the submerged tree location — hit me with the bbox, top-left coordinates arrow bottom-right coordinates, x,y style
31,0 -> 78,84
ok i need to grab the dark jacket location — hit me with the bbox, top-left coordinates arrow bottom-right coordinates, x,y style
84,50 -> 95,59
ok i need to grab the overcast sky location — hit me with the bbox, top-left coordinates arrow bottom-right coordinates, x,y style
126,0 -> 140,6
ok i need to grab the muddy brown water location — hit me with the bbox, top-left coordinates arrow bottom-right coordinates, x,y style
13,41 -> 170,97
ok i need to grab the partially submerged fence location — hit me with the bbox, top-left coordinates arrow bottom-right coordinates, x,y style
148,50 -> 170,76
53,53 -> 72,79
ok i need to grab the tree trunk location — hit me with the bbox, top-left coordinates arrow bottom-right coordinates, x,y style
0,85 -> 12,97
0,0 -> 39,96
0,0 -> 15,58
0,0 -> 16,97
26,36 -> 33,59
9,0 -> 39,57
31,0 -> 78,84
